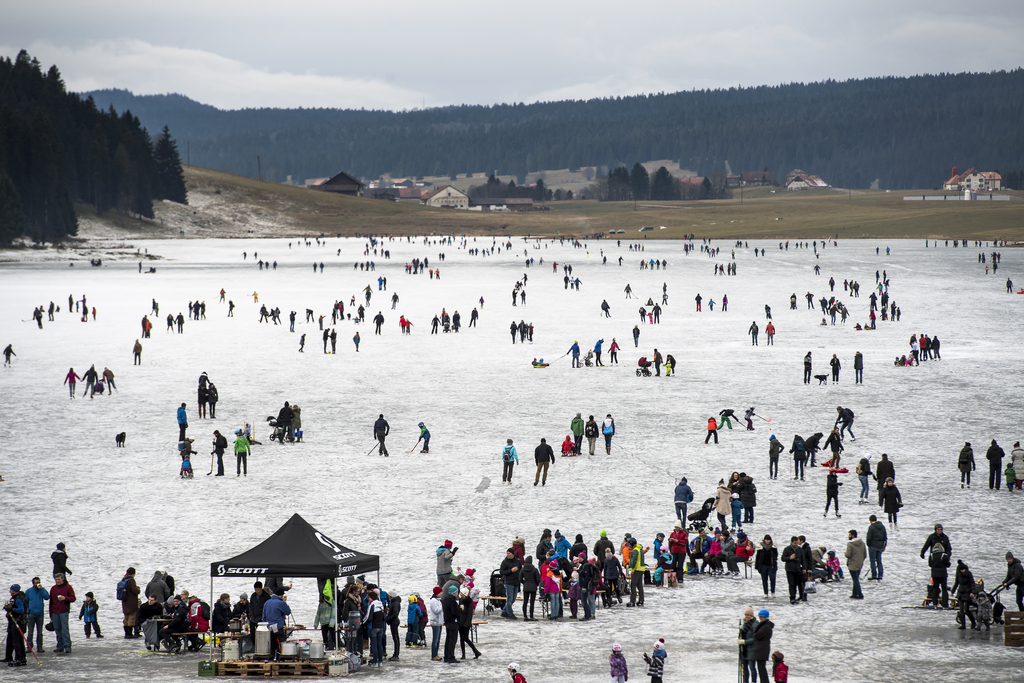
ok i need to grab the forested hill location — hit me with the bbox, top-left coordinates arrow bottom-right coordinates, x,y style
0,51 -> 187,243
87,69 -> 1024,190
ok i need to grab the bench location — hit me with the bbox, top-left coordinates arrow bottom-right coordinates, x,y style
744,560 -> 755,579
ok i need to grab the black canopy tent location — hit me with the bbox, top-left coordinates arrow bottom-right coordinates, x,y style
209,513 -> 380,650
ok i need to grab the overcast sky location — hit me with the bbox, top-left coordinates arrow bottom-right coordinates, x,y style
3,1 -> 1023,111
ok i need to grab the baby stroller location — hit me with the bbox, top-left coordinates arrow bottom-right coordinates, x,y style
636,357 -> 652,377
485,569 -> 504,613
687,497 -> 716,533
583,350 -> 594,367
266,415 -> 288,443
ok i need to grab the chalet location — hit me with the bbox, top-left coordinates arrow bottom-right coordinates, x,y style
309,171 -> 364,196
505,198 -> 534,212
786,174 -> 830,190
943,166 -> 1001,191
726,171 -> 774,188
420,185 -> 469,209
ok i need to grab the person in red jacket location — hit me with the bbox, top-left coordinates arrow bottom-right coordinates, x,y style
49,574 -> 76,653
509,662 -> 528,683
187,596 -> 209,652
705,417 -> 719,444
668,523 -> 689,579
561,435 -> 575,457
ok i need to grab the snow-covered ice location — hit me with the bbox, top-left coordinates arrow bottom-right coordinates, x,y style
1,237 -> 1022,683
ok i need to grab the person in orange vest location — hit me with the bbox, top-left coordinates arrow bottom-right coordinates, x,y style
705,417 -> 719,444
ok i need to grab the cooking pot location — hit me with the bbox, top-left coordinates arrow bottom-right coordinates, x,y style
280,641 -> 299,656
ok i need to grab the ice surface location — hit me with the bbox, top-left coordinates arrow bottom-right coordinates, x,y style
1,237 -> 1022,682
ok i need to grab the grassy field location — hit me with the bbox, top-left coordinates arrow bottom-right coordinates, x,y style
72,166 -> 1024,242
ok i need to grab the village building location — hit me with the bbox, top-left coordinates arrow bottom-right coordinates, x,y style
942,166 -> 1002,191
420,185 -> 470,209
786,174 -> 830,190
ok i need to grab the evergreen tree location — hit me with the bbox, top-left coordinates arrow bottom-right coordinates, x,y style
630,162 -> 650,201
153,126 -> 187,204
650,166 -> 680,200
0,170 -> 26,244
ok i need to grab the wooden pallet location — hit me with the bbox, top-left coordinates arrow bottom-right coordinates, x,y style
1005,611 -> 1024,647
217,660 -> 327,677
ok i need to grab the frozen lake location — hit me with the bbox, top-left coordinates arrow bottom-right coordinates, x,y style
2,236 -> 1022,682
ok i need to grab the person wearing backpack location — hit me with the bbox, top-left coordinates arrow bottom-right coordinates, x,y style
4,585 -> 28,666
958,442 -> 976,489
501,439 -> 519,484
790,435 -> 807,481
601,414 -> 615,454
118,567 -> 141,639
187,595 -> 210,652
584,416 -> 599,455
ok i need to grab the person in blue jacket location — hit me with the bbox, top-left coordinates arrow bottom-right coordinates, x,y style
553,530 -> 572,560
674,478 -> 694,522
689,532 -> 712,574
501,439 -> 519,484
594,339 -> 605,366
25,578 -> 48,654
730,493 -> 744,531
262,589 -> 292,659
417,422 -> 431,453
568,341 -> 581,368
177,403 -> 188,441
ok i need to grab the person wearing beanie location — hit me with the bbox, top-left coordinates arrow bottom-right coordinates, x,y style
79,591 -> 103,639
427,587 -> 444,660
544,560 -> 563,619
742,610 -> 773,683
1000,552 -> 1024,611
232,594 -> 248,620
643,639 -> 668,681
441,584 -> 460,663
738,606 -> 757,683
5,584 -> 28,665
519,556 -> 542,621
436,540 -> 457,587
953,561 -> 976,629
501,439 -> 519,484
958,442 -> 976,489
51,543 -> 71,579
674,477 -> 694,522
585,415 -> 599,454
768,434 -> 784,480
987,440 -> 1006,490
593,531 -> 615,571
553,531 -> 572,560
118,567 -> 141,639
865,515 -> 887,580
499,549 -> 522,618
772,651 -> 789,683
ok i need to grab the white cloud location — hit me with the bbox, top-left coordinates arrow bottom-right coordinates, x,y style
2,39 -> 425,110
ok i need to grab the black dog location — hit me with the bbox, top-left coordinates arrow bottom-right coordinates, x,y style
115,432 -> 126,447
814,374 -> 828,385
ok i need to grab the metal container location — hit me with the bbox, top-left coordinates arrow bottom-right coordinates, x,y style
308,642 -> 325,660
328,654 -> 360,675
227,619 -> 243,632
254,623 -> 271,657
222,639 -> 240,661
280,641 -> 298,656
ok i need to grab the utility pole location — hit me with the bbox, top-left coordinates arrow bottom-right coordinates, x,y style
257,155 -> 262,182
186,140 -> 190,166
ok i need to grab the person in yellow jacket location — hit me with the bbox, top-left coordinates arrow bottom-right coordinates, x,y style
627,539 -> 647,606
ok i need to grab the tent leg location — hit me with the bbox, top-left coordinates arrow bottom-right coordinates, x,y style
333,574 -> 339,652
209,577 -> 214,660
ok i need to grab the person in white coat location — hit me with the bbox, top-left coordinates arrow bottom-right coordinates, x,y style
1011,442 -> 1024,490
428,587 -> 444,661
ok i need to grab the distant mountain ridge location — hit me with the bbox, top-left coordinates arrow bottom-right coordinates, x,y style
83,69 -> 1024,189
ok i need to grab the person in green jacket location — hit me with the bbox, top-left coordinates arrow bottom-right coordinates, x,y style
234,430 -> 250,476
570,413 -> 585,455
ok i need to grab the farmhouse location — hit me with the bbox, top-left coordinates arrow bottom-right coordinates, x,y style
786,174 -> 830,190
942,166 -> 1002,191
420,185 -> 469,209
308,171 -> 364,196
726,171 -> 775,188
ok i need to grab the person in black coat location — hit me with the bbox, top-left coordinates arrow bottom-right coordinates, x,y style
737,474 -> 757,524
373,414 -> 389,456
798,537 -> 814,601
277,402 -> 295,441
456,589 -> 480,659
51,543 -> 72,579
519,557 -> 541,620
213,430 -> 228,476
928,545 -> 950,608
742,611 -> 774,683
953,561 -> 976,629
824,470 -> 843,518
533,439 -> 555,486
441,586 -> 460,663
158,597 -> 189,650
247,583 -> 273,647
498,551 -> 522,618
919,525 -> 951,559
570,535 -> 587,562
987,440 -> 1006,490
212,594 -> 232,633
781,537 -> 804,604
